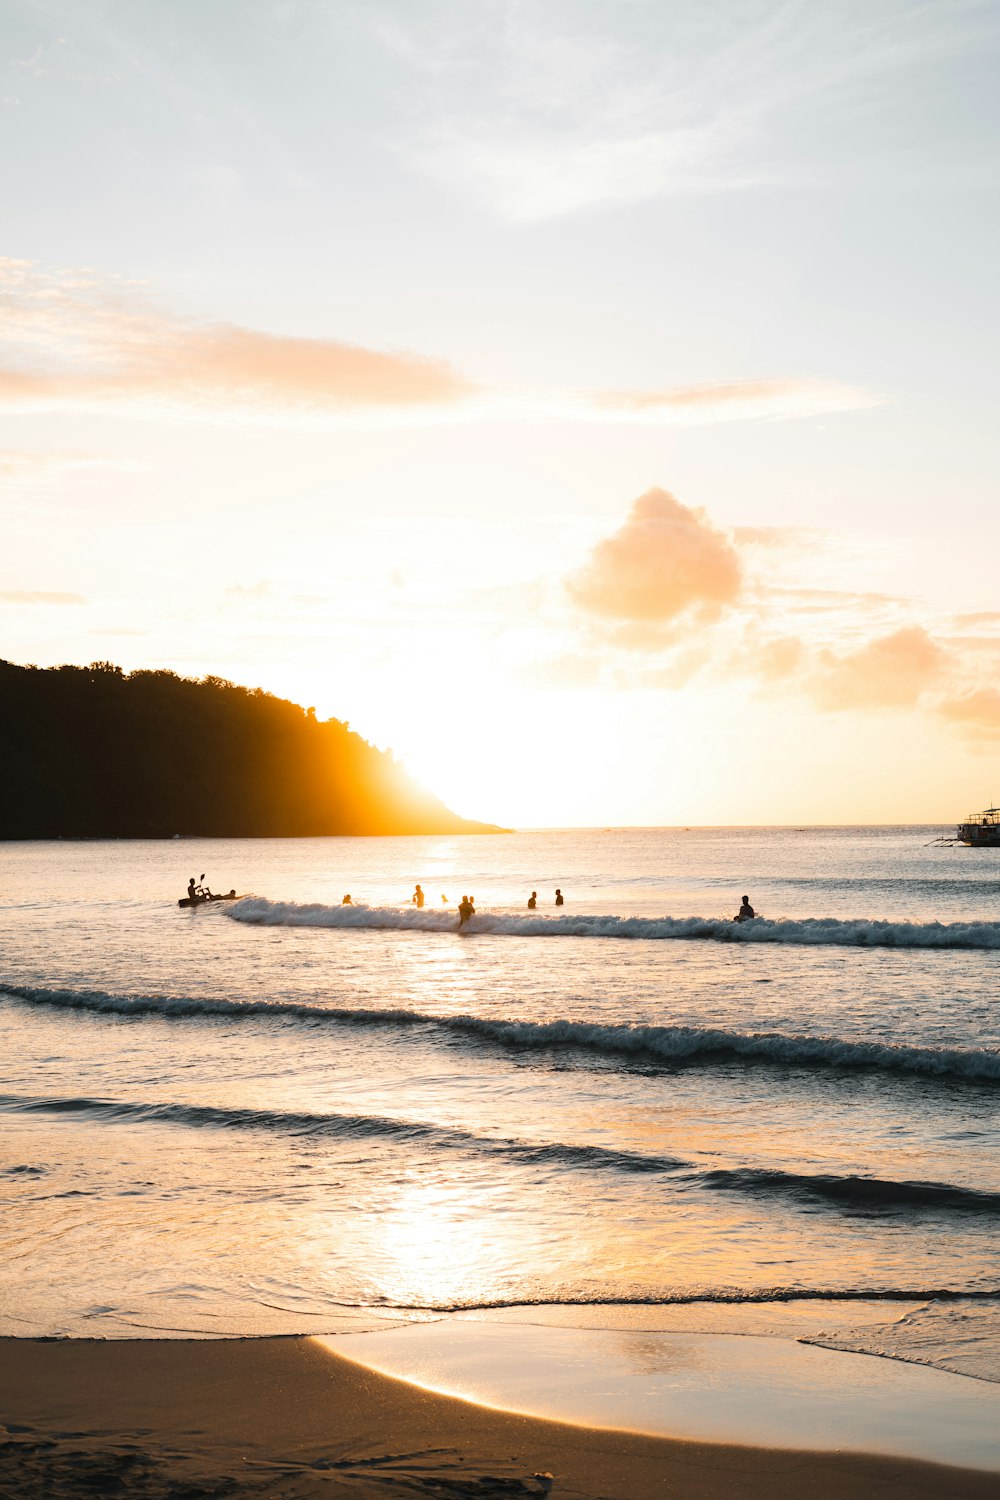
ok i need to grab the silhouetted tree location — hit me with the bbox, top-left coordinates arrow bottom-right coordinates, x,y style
0,660 -> 499,838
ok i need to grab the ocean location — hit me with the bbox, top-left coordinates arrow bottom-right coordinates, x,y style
2,827 -> 999,1385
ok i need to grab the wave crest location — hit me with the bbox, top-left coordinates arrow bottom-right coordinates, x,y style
226,898 -> 1000,950
3,981 -> 999,1084
3,1091 -> 998,1217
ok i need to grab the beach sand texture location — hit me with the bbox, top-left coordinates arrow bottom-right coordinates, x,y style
2,1335 -> 999,1500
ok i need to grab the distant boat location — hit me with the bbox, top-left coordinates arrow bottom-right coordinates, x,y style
956,807 -> 1000,847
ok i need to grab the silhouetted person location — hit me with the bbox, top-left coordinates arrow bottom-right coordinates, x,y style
458,894 -> 473,928
734,895 -> 755,923
527,891 -> 537,909
342,893 -> 352,905
441,894 -> 448,904
412,884 -> 425,908
555,888 -> 564,906
187,877 -> 198,902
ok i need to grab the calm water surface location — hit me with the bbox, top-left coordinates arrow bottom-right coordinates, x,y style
2,828 -> 998,1379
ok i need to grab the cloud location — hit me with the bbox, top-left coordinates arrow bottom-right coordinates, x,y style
0,260 -> 472,418
937,689 -> 1000,740
377,3 -> 991,221
952,611 -> 1000,628
590,379 -> 880,425
747,635 -> 805,683
0,261 -> 875,433
809,626 -> 947,711
0,590 -> 85,604
567,488 -> 742,633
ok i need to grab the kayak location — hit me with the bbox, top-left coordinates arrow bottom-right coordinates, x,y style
177,893 -> 242,908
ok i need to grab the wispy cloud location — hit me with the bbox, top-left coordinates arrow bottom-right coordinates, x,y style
372,0 -> 993,220
0,260 -> 875,431
585,378 -> 880,425
0,260 -> 472,419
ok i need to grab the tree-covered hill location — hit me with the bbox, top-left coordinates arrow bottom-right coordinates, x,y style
0,660 -> 499,838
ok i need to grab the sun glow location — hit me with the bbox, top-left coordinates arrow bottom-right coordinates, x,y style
381,684 -> 628,830
369,1180 -> 501,1311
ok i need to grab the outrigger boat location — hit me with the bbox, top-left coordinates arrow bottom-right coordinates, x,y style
956,807 -> 1000,847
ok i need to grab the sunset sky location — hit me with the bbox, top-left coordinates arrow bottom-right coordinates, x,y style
3,0 -> 999,828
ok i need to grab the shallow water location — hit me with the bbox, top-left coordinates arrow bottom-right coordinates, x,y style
2,828 -> 998,1379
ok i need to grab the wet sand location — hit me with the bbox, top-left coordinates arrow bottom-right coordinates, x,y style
1,1335 -> 998,1499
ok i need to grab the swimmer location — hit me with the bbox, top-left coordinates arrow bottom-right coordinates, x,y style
527,891 -> 537,909
458,894 -> 473,928
734,895 -> 755,923
412,884 -> 425,908
342,893 -> 352,905
554,888 -> 564,907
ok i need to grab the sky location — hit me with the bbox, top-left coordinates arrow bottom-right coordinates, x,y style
2,0 -> 1000,828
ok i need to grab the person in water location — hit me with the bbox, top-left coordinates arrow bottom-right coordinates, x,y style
342,894 -> 352,905
555,888 -> 564,906
458,894 -> 475,927
527,891 -> 537,909
734,895 -> 755,923
412,884 -> 425,908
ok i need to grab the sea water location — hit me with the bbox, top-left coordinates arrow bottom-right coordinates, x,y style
1,828 -> 998,1385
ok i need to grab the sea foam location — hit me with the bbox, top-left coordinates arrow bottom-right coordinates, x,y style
3,982 -> 999,1083
225,898 -> 1000,950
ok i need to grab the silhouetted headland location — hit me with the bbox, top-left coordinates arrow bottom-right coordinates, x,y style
0,660 -> 503,838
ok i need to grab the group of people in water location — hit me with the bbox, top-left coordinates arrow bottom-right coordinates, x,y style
186,874 -> 754,926
339,884 -> 567,928
457,891 -> 562,926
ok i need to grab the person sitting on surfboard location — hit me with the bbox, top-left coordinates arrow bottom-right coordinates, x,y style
734,895 -> 755,923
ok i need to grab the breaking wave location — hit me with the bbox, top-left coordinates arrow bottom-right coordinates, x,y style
3,982 -> 999,1084
225,898 -> 1000,951
4,1090 -> 999,1217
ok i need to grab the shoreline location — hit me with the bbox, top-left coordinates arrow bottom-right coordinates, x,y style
1,1334 -> 998,1500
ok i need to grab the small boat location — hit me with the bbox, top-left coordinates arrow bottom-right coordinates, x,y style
177,892 -> 242,908
955,808 -> 1000,847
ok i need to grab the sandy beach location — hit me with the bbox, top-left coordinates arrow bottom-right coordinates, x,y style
1,1334 -> 998,1500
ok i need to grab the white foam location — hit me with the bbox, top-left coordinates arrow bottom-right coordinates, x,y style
225,898 -> 1000,950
